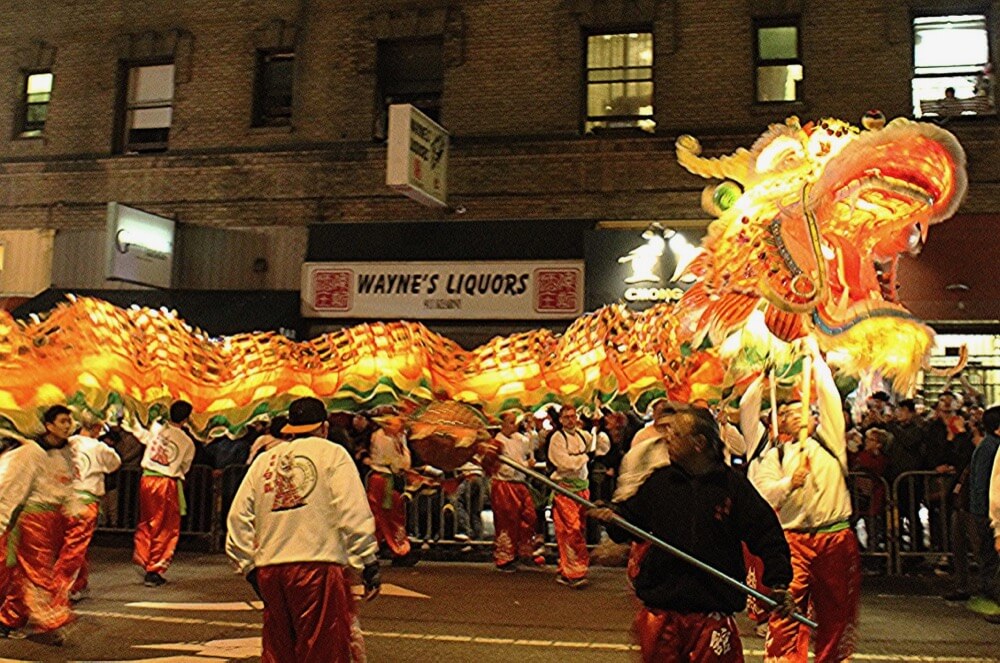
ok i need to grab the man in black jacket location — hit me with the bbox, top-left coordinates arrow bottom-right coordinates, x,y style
591,405 -> 794,662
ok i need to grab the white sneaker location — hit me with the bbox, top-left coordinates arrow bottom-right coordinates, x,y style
69,588 -> 90,603
454,533 -> 470,542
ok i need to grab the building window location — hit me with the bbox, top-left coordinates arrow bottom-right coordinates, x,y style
20,72 -> 53,137
253,51 -> 294,127
375,37 -> 443,139
755,22 -> 802,103
913,14 -> 994,117
120,63 -> 175,154
585,32 -> 654,133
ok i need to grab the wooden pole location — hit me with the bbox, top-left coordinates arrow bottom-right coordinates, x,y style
499,456 -> 818,630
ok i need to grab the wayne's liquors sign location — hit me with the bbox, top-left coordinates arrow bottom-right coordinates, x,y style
302,261 -> 584,320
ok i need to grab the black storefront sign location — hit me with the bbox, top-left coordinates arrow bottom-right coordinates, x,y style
584,226 -> 705,312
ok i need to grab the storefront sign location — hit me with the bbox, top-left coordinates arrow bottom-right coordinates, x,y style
105,203 -> 175,289
302,261 -> 584,320
386,104 -> 449,208
585,226 -> 705,311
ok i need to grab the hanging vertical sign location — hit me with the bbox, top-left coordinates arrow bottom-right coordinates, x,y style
386,104 -> 449,208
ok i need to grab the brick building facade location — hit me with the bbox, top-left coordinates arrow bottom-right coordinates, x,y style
0,0 -> 996,334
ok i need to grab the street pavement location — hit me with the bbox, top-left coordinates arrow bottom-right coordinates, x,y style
1,546 -> 998,662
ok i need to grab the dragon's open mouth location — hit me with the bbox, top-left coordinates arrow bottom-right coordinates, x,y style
808,120 -> 966,329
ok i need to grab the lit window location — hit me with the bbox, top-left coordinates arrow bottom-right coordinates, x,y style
120,63 -> 175,154
375,38 -> 443,140
913,15 -> 994,117
755,23 -> 802,103
253,51 -> 294,127
585,32 -> 654,133
20,72 -> 53,137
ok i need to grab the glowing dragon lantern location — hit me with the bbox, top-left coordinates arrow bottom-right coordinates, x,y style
674,115 -> 967,392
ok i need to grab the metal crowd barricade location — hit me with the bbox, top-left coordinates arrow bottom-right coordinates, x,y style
97,463 -> 937,575
846,471 -> 894,574
892,470 -> 956,572
97,464 -> 223,551
404,474 -> 492,549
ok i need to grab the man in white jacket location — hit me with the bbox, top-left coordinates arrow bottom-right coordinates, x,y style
227,397 -> 380,662
60,413 -> 121,601
0,405 -> 78,645
127,400 -> 196,587
742,344 -> 860,663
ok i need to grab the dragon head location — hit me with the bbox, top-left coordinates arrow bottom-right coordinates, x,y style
676,114 -> 967,391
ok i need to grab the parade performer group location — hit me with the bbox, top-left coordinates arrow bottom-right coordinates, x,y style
0,111 -> 977,659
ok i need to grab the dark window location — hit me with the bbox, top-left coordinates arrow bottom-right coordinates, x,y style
253,51 -> 294,127
913,14 -> 994,117
585,32 -> 654,133
119,63 -> 174,154
754,21 -> 802,103
375,37 -> 443,139
20,71 -> 53,136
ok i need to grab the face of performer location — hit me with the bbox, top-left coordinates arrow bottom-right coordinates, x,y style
777,402 -> 801,437
500,412 -> 518,436
559,405 -> 580,432
662,413 -> 705,467
45,413 -> 74,444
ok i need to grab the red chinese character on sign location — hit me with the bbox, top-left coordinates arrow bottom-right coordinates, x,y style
534,269 -> 581,313
313,270 -> 352,312
413,157 -> 422,180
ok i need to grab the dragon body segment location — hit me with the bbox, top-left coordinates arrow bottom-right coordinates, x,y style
0,115 -> 966,435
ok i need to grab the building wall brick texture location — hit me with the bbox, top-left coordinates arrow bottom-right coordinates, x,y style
0,0 -> 997,296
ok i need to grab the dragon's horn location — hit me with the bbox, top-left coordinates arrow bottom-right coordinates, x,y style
676,134 -> 751,185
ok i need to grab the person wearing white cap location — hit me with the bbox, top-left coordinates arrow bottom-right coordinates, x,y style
227,396 -> 380,662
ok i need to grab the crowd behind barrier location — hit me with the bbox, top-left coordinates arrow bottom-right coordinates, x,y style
95,464 -> 954,575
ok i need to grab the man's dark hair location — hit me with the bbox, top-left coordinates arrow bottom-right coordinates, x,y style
982,406 -> 1000,435
870,391 -> 891,403
678,405 -> 724,462
170,400 -> 193,424
897,399 -> 916,413
269,415 -> 288,438
43,404 -> 72,425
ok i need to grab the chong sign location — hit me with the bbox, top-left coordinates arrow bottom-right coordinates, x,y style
302,261 -> 584,320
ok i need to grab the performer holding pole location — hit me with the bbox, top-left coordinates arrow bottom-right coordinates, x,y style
126,400 -> 196,587
494,441 -> 815,630
743,338 -> 860,663
590,405 -> 795,662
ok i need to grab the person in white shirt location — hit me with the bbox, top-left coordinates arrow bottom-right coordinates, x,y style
0,405 -> 78,645
227,396 -> 380,662
547,404 -> 593,588
127,400 -> 196,587
59,413 -> 121,602
365,414 -> 414,565
742,342 -> 860,663
491,411 -> 542,571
